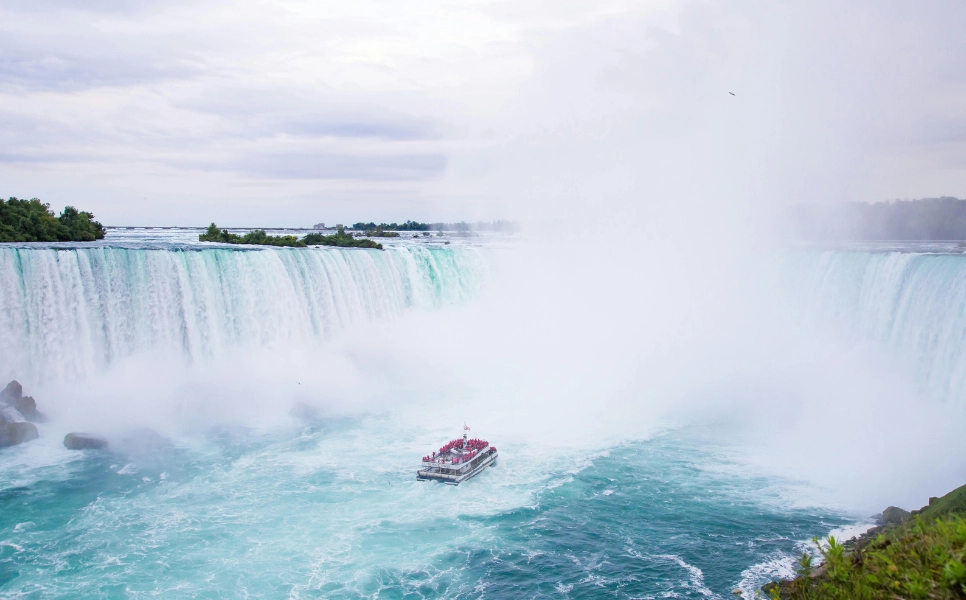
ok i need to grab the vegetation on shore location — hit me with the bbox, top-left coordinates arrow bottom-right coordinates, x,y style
761,484 -> 966,599
301,228 -> 382,249
788,196 -> 966,241
362,225 -> 401,237
1,197 -> 106,242
200,224 -> 382,249
350,219 -> 519,233
352,220 -> 428,231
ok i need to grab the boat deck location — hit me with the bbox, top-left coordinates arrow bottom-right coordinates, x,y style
417,434 -> 497,485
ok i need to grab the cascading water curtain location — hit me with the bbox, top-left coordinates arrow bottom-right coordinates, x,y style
778,250 -> 966,404
0,246 -> 487,383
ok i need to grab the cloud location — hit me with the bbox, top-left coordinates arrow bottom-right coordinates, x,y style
202,152 -> 446,181
0,0 -> 964,224
0,44 -> 202,93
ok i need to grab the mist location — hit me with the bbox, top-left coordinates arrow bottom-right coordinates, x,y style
4,0 -> 966,545
16,227 -> 963,518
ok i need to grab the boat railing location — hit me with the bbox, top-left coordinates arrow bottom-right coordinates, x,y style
418,450 -> 496,471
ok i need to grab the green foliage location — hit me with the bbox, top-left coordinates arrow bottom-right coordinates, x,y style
202,224 -> 382,250
0,197 -> 106,242
363,225 -> 400,237
302,226 -> 383,249
349,219 -> 520,233
351,220 -> 429,231
199,223 -> 303,246
919,484 -> 966,522
772,517 -> 966,599
199,223 -> 241,243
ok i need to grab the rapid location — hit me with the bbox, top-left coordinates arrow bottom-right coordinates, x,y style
1,231 -> 965,598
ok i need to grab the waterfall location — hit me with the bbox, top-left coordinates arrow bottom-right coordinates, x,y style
780,250 -> 966,403
0,245 -> 486,383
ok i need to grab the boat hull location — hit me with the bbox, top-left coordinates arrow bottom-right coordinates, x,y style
417,451 -> 497,485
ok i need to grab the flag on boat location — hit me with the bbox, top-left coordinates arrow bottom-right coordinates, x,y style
464,424 -> 471,431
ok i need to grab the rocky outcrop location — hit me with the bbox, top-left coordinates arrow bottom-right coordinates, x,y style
1,380 -> 22,401
11,395 -> 43,422
880,506 -> 911,526
64,432 -> 108,450
0,421 -> 39,447
0,380 -> 45,422
0,380 -> 43,447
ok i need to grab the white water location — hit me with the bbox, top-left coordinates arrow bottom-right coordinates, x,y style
780,249 -> 966,404
3,240 -> 966,597
0,245 -> 486,385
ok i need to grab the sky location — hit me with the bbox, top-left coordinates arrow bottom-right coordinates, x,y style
1,0 -> 965,226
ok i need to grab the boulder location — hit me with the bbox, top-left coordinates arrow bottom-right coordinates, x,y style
1,380 -> 22,402
880,506 -> 911,526
0,421 -> 39,447
11,396 -> 44,422
64,432 -> 108,450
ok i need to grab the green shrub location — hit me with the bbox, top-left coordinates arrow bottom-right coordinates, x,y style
200,224 -> 382,249
0,197 -> 105,242
772,517 -> 966,599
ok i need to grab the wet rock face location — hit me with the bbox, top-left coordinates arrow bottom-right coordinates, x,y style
0,380 -> 43,447
0,422 -> 39,447
64,433 -> 108,450
0,381 -> 23,402
0,380 -> 45,424
10,396 -> 43,422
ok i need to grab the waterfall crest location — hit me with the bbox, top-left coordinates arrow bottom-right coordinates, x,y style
0,246 -> 486,382
782,250 -> 966,403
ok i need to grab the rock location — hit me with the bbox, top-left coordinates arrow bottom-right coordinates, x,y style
881,506 -> 911,526
64,432 -> 108,450
0,421 -> 39,447
1,380 -> 22,402
11,396 -> 44,422
0,381 -> 44,422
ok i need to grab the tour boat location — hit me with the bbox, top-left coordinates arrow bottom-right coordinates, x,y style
417,427 -> 498,485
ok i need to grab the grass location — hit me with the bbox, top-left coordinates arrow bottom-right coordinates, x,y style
760,484 -> 966,599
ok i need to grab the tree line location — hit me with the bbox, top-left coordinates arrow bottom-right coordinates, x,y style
788,197 -> 966,240
0,197 -> 106,243
350,219 -> 519,232
199,224 -> 383,249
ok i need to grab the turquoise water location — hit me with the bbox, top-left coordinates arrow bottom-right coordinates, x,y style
0,241 -> 487,384
4,235 -> 966,598
0,421 -> 848,598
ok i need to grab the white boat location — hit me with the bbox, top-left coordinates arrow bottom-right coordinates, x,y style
416,428 -> 498,485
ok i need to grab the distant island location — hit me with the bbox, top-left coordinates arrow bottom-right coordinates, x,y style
789,197 -> 966,240
199,224 -> 383,249
350,219 -> 519,233
1,197 -> 106,242
352,220 -> 428,232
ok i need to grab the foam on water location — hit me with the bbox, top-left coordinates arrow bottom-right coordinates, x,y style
3,239 -> 966,596
0,243 -> 486,385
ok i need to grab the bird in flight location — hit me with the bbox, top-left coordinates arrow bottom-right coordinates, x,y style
729,92 -> 736,96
